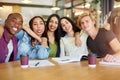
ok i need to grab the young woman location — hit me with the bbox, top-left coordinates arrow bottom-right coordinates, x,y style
77,13 -> 120,62
16,16 -> 49,60
60,17 -> 88,59
45,14 -> 61,57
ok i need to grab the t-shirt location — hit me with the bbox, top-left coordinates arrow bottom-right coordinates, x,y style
5,39 -> 13,62
87,28 -> 116,58
49,42 -> 57,57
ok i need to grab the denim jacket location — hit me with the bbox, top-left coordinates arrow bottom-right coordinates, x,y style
16,30 -> 50,60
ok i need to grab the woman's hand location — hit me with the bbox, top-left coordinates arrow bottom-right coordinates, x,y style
75,37 -> 82,47
31,39 -> 38,47
103,23 -> 111,30
75,32 -> 81,47
41,37 -> 48,48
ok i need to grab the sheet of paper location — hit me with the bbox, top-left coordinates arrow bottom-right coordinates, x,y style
99,61 -> 120,66
52,56 -> 81,64
28,60 -> 54,67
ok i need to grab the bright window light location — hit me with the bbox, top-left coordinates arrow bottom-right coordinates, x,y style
21,0 -> 32,3
75,12 -> 84,16
51,7 -> 60,10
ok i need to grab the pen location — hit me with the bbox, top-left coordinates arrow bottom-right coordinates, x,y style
35,62 -> 40,66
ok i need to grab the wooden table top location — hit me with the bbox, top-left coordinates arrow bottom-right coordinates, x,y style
0,59 -> 120,80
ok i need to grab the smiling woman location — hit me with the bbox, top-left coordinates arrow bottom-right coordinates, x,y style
45,14 -> 61,57
16,16 -> 50,60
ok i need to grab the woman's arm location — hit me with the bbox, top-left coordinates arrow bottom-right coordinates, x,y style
41,37 -> 48,48
60,38 -> 65,57
0,25 -> 4,38
22,25 -> 41,42
35,37 -> 50,59
74,32 -> 81,47
0,24 -> 42,42
102,23 -> 111,30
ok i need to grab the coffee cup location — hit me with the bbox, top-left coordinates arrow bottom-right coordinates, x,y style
88,53 -> 96,68
20,54 -> 29,68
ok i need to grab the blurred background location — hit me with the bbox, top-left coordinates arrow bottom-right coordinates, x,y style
0,0 -> 119,26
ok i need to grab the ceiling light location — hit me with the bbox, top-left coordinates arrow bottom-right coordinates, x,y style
21,0 -> 32,3
75,12 -> 84,16
51,6 -> 60,10
51,0 -> 60,11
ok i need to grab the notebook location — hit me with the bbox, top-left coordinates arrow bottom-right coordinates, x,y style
28,60 -> 54,67
52,55 -> 87,64
99,61 -> 120,66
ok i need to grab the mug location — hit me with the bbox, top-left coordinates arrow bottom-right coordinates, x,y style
20,54 -> 29,68
88,53 -> 96,68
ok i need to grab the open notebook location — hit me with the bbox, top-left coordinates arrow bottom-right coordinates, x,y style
99,61 -> 120,66
52,54 -> 87,64
28,60 -> 54,67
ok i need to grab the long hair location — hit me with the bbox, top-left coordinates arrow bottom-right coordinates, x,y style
45,14 -> 61,45
108,7 -> 120,41
60,17 -> 80,37
29,16 -> 46,44
29,16 -> 46,37
45,14 -> 61,57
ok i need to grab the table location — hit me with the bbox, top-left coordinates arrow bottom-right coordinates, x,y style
0,59 -> 120,80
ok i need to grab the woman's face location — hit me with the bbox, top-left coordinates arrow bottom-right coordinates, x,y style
48,16 -> 58,32
32,17 -> 45,36
60,18 -> 73,33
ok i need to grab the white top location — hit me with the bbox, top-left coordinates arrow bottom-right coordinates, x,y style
60,30 -> 88,60
5,39 -> 13,62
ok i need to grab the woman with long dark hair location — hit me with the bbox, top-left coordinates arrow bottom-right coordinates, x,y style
45,14 -> 61,57
60,17 -> 88,58
16,16 -> 49,60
